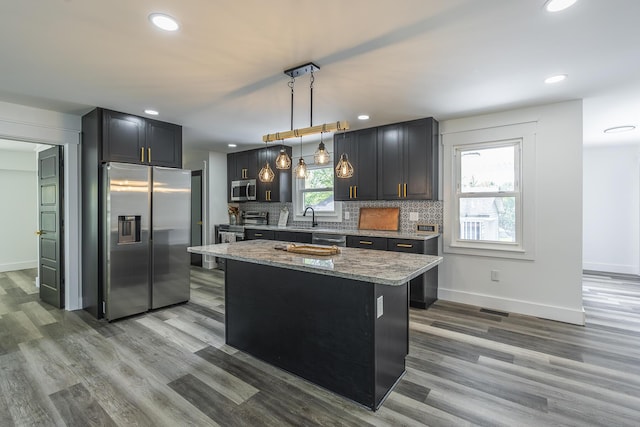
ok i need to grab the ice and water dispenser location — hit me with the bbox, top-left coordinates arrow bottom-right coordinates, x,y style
117,215 -> 141,244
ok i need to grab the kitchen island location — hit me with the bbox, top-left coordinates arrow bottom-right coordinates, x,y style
188,240 -> 442,410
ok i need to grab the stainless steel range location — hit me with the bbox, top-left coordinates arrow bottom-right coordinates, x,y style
215,211 -> 267,270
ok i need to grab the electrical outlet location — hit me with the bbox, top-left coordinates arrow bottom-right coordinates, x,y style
344,211 -> 350,220
491,270 -> 500,282
409,212 -> 419,221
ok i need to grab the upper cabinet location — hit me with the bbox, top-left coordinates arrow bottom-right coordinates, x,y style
256,146 -> 292,203
227,145 -> 292,203
333,128 -> 377,201
228,150 -> 257,181
377,118 -> 438,200
98,108 -> 182,168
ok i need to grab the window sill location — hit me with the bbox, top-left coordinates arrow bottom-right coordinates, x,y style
444,241 -> 534,260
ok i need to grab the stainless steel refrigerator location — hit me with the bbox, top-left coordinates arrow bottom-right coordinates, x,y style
103,162 -> 191,321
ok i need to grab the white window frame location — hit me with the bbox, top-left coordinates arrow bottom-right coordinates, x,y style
443,122 -> 536,260
292,163 -> 343,223
455,139 -> 522,247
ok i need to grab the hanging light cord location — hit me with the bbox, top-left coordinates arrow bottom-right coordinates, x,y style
309,70 -> 314,127
289,76 -> 295,131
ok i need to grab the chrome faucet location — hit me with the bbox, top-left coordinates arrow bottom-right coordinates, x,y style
303,206 -> 318,227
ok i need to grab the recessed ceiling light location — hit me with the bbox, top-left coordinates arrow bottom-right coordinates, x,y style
144,109 -> 159,116
228,144 -> 237,148
149,13 -> 179,31
545,0 -> 578,12
357,115 -> 370,120
544,74 -> 567,84
604,125 -> 636,134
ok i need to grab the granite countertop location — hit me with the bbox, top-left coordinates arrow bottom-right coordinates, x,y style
242,224 -> 440,241
188,240 -> 442,286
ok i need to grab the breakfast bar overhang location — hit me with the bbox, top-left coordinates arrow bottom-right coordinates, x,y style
188,240 -> 442,410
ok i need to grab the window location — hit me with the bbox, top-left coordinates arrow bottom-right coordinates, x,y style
457,141 -> 520,244
443,122 -> 536,259
293,164 -> 342,222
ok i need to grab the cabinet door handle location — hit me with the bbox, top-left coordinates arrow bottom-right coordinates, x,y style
404,183 -> 407,198
148,147 -> 152,163
359,240 -> 373,245
398,183 -> 401,198
396,243 -> 413,248
255,233 -> 263,237
349,186 -> 353,199
354,186 -> 357,198
140,147 -> 144,163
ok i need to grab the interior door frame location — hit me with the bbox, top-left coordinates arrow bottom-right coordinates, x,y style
0,108 -> 82,311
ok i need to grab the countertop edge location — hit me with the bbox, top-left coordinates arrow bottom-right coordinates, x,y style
188,243 -> 442,286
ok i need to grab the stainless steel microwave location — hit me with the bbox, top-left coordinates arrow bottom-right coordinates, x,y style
231,179 -> 256,201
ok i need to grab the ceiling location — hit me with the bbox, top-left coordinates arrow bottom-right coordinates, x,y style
0,0 -> 639,153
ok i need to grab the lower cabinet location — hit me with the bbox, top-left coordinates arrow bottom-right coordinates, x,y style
347,235 -> 439,309
346,236 -> 387,251
274,230 -> 312,243
245,229 -> 275,240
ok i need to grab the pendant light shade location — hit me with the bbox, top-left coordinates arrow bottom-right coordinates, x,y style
294,158 -> 308,179
314,134 -> 330,165
258,161 -> 275,183
275,147 -> 291,169
335,153 -> 354,179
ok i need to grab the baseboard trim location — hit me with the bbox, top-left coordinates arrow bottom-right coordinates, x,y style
438,288 -> 585,325
583,262 -> 638,275
0,260 -> 37,273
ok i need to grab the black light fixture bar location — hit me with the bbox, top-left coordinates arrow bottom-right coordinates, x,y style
284,62 -> 320,78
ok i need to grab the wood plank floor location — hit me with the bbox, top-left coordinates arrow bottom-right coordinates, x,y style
1,267 -> 640,426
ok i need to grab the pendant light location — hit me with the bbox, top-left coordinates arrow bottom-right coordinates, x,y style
275,143 -> 292,169
335,131 -> 354,179
294,136 -> 308,179
258,141 -> 275,183
335,153 -> 354,178
314,129 -> 330,165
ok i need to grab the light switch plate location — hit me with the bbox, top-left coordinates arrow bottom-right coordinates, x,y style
344,211 -> 350,220
377,296 -> 383,318
409,212 -> 419,221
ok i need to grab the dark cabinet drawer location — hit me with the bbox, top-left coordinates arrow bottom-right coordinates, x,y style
274,230 -> 312,243
387,238 -> 425,254
246,229 -> 275,240
346,235 -> 387,251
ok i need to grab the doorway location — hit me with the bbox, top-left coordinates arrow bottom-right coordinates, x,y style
0,140 -> 64,307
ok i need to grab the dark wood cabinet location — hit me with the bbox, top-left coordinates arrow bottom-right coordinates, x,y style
245,228 -> 275,240
274,230 -> 312,243
257,146 -> 292,203
145,119 -> 183,167
333,128 -> 377,201
228,146 -> 292,203
228,150 -> 257,181
346,235 -> 387,250
100,108 -> 182,167
377,117 -> 438,200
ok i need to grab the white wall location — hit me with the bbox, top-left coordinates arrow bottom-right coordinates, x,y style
0,100 -> 81,309
183,148 -> 228,268
440,100 -> 585,325
0,150 -> 38,272
583,144 -> 640,274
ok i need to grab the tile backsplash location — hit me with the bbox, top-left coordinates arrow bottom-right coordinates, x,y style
239,200 -> 443,234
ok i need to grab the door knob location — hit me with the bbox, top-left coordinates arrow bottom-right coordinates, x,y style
197,221 -> 203,225
35,230 -> 46,236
